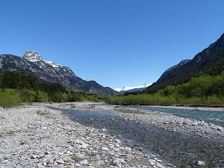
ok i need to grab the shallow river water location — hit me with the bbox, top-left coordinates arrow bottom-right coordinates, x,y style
138,106 -> 224,127
50,105 -> 224,168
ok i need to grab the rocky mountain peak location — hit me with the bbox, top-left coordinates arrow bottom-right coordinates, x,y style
23,51 -> 44,62
0,52 -> 116,97
22,51 -> 62,69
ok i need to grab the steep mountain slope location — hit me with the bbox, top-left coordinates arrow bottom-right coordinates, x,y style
158,59 -> 190,82
0,51 -> 116,97
147,33 -> 224,92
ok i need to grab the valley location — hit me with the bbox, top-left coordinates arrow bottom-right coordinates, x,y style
1,1 -> 224,168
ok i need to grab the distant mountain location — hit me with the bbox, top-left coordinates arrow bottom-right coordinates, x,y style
0,51 -> 116,97
115,83 -> 151,94
147,33 -> 224,92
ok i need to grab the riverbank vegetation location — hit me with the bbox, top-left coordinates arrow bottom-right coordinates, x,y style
107,73 -> 224,106
0,71 -> 101,107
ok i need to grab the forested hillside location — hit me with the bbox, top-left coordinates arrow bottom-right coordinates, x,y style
0,71 -> 101,107
107,73 -> 224,106
147,33 -> 224,92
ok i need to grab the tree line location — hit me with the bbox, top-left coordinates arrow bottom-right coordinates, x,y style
0,70 -> 100,107
107,73 -> 224,106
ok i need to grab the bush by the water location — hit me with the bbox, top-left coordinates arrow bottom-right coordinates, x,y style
107,73 -> 224,106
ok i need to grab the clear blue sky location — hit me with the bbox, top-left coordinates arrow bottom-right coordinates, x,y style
0,0 -> 224,89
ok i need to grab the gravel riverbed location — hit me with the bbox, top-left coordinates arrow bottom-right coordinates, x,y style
0,103 -> 169,168
1,102 -> 224,168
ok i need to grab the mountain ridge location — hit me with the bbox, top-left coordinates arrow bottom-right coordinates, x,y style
0,51 -> 116,97
147,33 -> 224,92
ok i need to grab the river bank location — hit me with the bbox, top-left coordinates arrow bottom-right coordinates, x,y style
0,103 -> 169,168
58,102 -> 224,167
1,102 -> 224,167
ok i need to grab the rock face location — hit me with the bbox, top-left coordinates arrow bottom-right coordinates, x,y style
147,33 -> 224,92
0,51 -> 116,97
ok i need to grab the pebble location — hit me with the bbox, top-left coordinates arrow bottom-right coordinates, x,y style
30,155 -> 37,159
80,159 -> 88,165
192,123 -> 197,126
44,151 -> 50,155
102,128 -> 107,132
66,151 -> 73,155
75,139 -> 89,148
217,127 -> 222,131
74,163 -> 81,167
113,158 -> 126,166
56,159 -> 65,164
102,147 -> 109,151
197,160 -> 206,166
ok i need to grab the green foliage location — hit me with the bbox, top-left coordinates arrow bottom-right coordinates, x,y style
107,73 -> 224,106
107,94 -> 177,106
19,90 -> 49,102
0,89 -> 22,107
35,91 -> 48,102
1,71 -> 22,88
0,71 -> 38,89
0,71 -> 101,107
68,92 -> 102,102
20,89 -> 36,102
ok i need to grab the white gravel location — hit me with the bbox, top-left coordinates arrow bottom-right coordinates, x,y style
68,102 -> 224,141
0,103 -> 170,168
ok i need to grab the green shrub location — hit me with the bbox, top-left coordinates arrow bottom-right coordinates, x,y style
107,73 -> 224,106
0,89 -> 22,107
207,96 -> 224,105
19,89 -> 36,102
35,91 -> 48,102
0,71 -> 104,105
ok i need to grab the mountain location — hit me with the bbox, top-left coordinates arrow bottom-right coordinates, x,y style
0,51 -> 116,97
115,83 -> 151,94
147,33 -> 224,92
158,59 -> 190,82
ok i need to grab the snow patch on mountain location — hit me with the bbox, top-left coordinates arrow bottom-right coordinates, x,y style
23,51 -> 44,62
45,61 -> 61,68
114,83 -> 151,92
23,51 -> 61,69
0,52 -> 116,96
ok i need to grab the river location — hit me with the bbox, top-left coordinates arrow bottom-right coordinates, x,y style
50,103 -> 224,168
